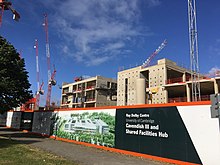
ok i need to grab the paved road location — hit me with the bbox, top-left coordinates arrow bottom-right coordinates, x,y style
0,127 -> 171,165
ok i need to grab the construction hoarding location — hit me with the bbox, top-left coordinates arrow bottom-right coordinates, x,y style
1,103 -> 220,164
6,111 -> 22,129
52,109 -> 116,147
52,105 -> 220,165
115,105 -> 220,165
116,106 -> 198,164
32,111 -> 54,135
0,112 -> 7,126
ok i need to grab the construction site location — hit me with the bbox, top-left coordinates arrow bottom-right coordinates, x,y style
1,1 -> 220,165
60,56 -> 220,108
58,0 -> 219,109
2,0 -> 217,110
0,0 -> 219,108
117,58 -> 220,106
60,36 -> 219,109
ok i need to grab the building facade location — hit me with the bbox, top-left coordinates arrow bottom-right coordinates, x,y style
61,76 -> 117,108
117,58 -> 220,106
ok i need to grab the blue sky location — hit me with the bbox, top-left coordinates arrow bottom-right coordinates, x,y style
1,0 -> 220,106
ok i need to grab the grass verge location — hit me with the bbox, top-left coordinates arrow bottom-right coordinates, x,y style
0,137 -> 79,165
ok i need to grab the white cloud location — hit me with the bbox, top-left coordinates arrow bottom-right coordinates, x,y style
40,0 -> 159,66
82,75 -> 91,79
206,66 -> 220,78
146,0 -> 161,7
103,42 -> 125,52
210,47 -> 220,55
86,56 -> 111,66
62,45 -> 69,54
208,67 -> 220,75
209,39 -> 220,56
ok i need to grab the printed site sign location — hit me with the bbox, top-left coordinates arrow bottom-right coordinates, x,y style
115,107 -> 202,164
53,109 -> 116,147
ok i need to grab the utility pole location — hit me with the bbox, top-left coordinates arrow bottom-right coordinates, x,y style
188,0 -> 201,101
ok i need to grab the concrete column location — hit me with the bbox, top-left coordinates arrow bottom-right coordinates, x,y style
186,84 -> 191,102
69,86 -> 73,104
136,78 -> 146,104
85,82 -> 87,90
183,73 -> 186,82
214,79 -> 219,94
164,89 -> 168,103
164,67 -> 167,85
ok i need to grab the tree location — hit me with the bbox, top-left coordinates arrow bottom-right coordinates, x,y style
0,36 -> 32,113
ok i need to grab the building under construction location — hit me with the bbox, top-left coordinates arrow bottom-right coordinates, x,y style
117,58 -> 220,106
61,76 -> 117,108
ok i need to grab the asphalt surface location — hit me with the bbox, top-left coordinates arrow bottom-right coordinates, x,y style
0,127 -> 171,165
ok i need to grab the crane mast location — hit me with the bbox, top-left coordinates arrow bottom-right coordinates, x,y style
35,40 -> 40,96
34,39 -> 44,110
43,14 -> 51,82
43,14 -> 56,109
142,39 -> 167,68
188,0 -> 201,101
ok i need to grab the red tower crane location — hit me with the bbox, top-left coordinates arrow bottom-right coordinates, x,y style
142,39 -> 167,68
43,14 -> 56,110
0,0 -> 20,26
34,39 -> 44,110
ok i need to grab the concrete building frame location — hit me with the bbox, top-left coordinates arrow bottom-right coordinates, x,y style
61,76 -> 117,108
117,58 -> 220,106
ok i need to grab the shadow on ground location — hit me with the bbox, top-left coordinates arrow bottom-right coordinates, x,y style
0,127 -> 45,148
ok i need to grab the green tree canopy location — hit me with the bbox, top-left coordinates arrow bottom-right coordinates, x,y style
0,36 -> 32,113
